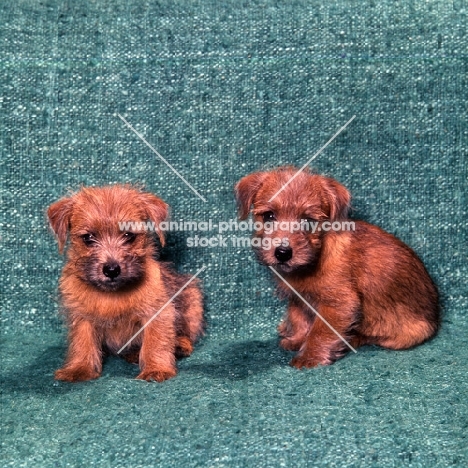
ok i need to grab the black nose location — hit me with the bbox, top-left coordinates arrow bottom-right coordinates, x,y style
275,246 -> 293,262
103,262 -> 121,279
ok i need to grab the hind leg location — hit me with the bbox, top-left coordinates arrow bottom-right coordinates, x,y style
175,282 -> 204,357
175,336 -> 194,358
377,319 -> 436,350
121,348 -> 140,364
359,305 -> 438,351
348,332 -> 373,349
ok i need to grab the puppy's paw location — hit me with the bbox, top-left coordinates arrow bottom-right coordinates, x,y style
279,337 -> 303,351
136,367 -> 177,382
175,336 -> 194,358
277,321 -> 289,337
290,354 -> 330,369
55,366 -> 100,382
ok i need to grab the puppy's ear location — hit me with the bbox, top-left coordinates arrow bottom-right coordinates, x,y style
235,172 -> 269,219
48,197 -> 74,254
140,193 -> 169,246
321,177 -> 351,220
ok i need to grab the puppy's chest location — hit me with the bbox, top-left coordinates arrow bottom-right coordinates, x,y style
100,317 -> 142,350
277,275 -> 337,305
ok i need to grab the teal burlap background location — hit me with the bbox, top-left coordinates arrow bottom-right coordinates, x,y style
1,1 -> 467,466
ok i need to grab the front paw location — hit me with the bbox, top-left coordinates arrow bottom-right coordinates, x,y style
55,366 -> 100,382
290,353 -> 330,369
136,367 -> 177,382
279,337 -> 303,351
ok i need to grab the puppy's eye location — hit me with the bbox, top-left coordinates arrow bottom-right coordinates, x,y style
82,233 -> 97,246
262,211 -> 276,222
123,232 -> 137,244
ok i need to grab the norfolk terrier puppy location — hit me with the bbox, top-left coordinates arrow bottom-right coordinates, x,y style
236,167 -> 439,368
48,185 -> 203,382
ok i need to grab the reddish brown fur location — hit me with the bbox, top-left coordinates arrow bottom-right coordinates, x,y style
48,185 -> 204,382
235,167 -> 439,368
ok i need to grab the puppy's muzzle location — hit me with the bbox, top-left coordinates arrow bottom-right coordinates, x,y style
275,246 -> 293,263
103,262 -> 121,279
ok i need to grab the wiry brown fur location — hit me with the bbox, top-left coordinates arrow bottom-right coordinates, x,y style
48,185 -> 204,382
235,167 -> 439,368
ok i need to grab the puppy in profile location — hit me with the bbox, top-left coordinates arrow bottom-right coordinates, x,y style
48,185 -> 203,382
236,167 -> 439,368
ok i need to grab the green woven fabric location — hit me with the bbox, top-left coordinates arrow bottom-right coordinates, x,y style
1,0 -> 467,466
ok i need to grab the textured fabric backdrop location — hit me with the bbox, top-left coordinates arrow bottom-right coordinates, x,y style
1,1 -> 467,466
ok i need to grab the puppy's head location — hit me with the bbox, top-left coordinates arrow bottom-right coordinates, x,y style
235,167 -> 351,273
48,185 -> 168,292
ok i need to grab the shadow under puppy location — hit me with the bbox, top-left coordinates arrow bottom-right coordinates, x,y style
48,185 -> 203,382
235,167 -> 439,369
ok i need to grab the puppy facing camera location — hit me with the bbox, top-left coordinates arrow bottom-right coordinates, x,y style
48,185 -> 203,382
235,167 -> 439,369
